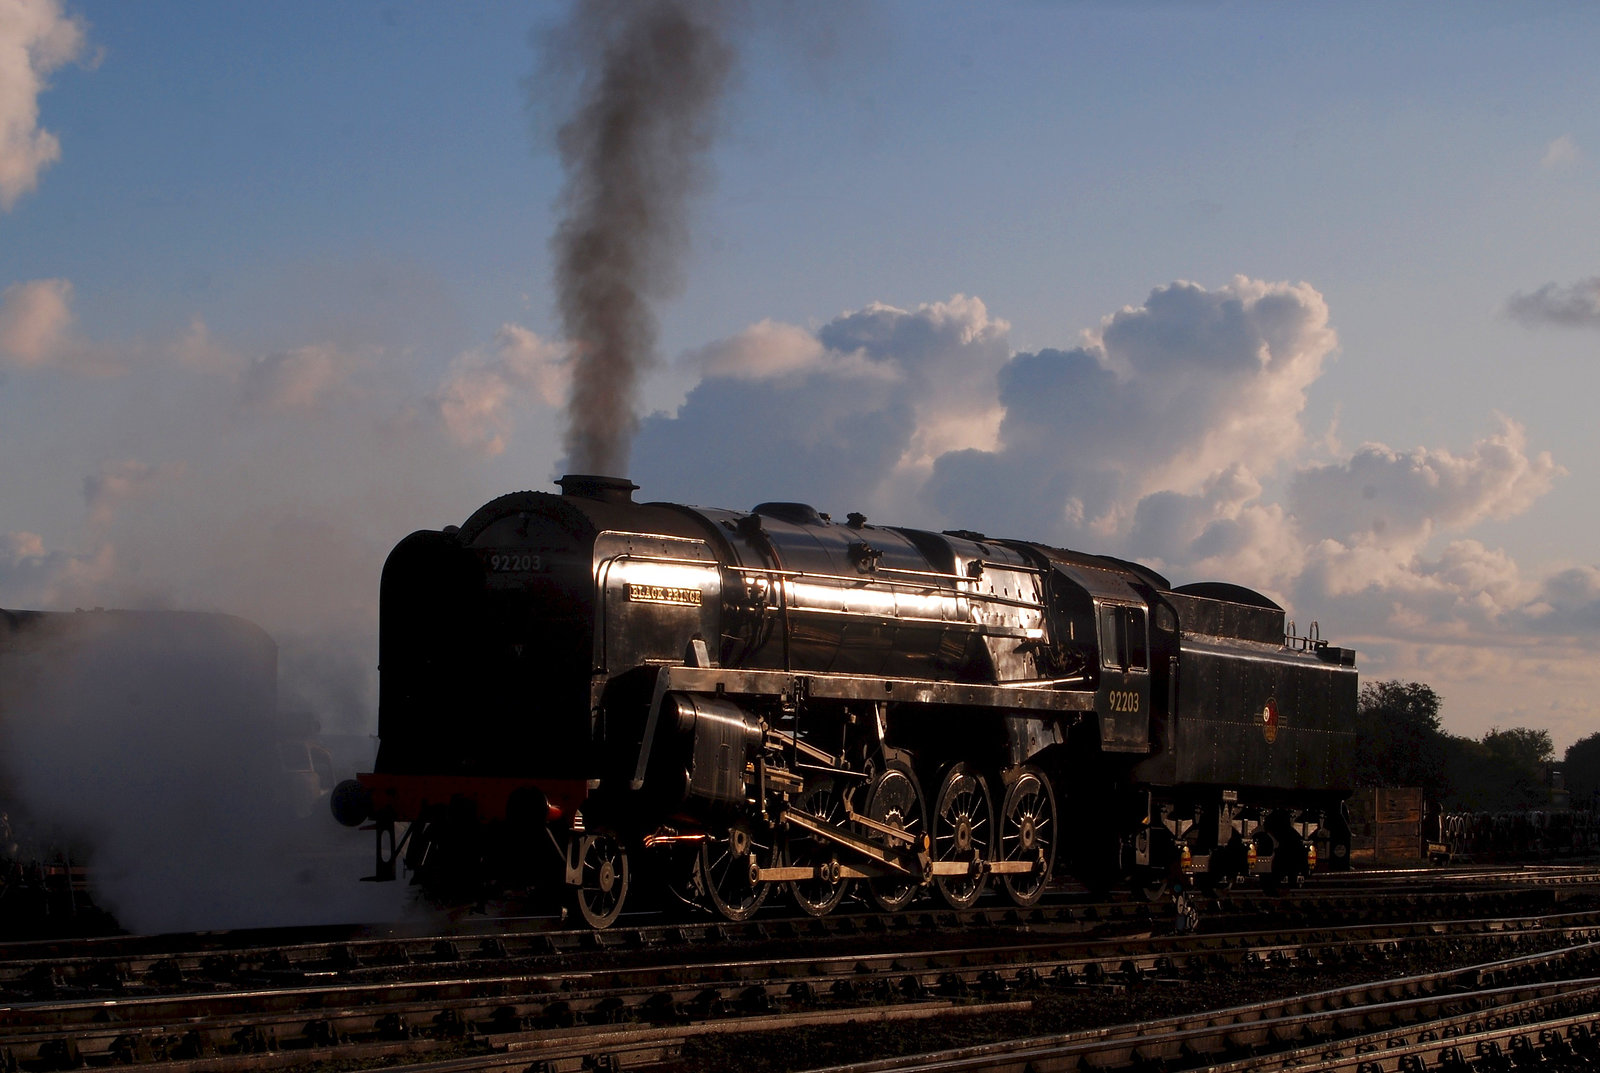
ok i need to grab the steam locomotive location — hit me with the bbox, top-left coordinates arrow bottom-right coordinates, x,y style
335,475 -> 1358,927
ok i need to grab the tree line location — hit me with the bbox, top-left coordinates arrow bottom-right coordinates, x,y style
1353,680 -> 1598,812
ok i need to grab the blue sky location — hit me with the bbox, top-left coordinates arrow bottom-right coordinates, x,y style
4,1 -> 1599,750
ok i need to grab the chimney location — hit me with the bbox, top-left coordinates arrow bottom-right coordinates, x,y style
556,474 -> 639,505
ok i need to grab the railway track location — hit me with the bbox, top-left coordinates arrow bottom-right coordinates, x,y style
3,908 -> 1600,1068
2,862 -> 1593,997
7,929 -> 1597,1072
0,874 -> 1598,1072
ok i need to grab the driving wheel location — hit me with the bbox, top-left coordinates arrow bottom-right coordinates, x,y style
998,767 -> 1056,907
787,778 -> 850,917
864,763 -> 927,912
932,763 -> 993,909
695,820 -> 774,922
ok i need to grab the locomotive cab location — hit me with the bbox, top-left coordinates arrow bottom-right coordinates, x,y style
1095,600 -> 1150,750
1035,558 -> 1157,754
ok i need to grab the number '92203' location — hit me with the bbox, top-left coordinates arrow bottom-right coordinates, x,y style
487,553 -> 542,573
1107,690 -> 1141,713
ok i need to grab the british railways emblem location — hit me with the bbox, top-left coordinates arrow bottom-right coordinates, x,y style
1261,697 -> 1280,744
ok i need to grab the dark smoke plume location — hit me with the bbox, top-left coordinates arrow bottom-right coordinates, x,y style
544,0 -> 735,477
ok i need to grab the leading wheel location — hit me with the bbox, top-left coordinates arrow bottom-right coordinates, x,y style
932,763 -> 992,910
864,763 -> 927,913
570,832 -> 630,929
999,767 -> 1056,907
788,778 -> 850,917
696,821 -> 774,922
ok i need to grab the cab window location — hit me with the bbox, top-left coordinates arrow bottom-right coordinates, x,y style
1099,603 -> 1149,672
1125,607 -> 1148,671
1099,604 -> 1121,668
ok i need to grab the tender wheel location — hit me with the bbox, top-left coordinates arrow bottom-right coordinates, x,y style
788,778 -> 850,917
696,821 -> 774,922
932,763 -> 992,910
999,767 -> 1056,907
864,763 -> 927,913
571,832 -> 630,929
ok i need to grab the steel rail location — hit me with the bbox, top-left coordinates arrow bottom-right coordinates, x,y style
6,912 -> 1600,1070
832,980 -> 1600,1073
1199,986 -> 1600,1072
799,956 -> 1600,1073
226,1000 -> 1034,1073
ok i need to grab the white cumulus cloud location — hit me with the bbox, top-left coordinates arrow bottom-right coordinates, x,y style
433,323 -> 568,456
173,315 -> 245,375
633,295 -> 1009,513
0,0 -> 87,210
0,277 -> 72,366
685,317 -> 829,381
240,343 -> 370,413
0,277 -> 124,373
1541,133 -> 1579,170
1290,418 -> 1561,553
925,276 -> 1336,540
1516,565 -> 1600,634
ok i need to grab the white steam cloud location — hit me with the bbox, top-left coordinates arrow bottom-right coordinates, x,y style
0,612 -> 405,932
83,459 -> 187,526
0,532 -> 115,608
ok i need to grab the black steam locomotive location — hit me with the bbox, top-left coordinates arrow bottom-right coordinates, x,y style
335,475 -> 1358,926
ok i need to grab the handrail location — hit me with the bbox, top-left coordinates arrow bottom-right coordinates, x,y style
588,550 -> 1045,613
722,563 -> 1046,614
1283,619 -> 1324,652
871,559 -> 1048,583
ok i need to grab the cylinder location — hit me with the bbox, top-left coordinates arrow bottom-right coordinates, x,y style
665,693 -> 763,805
